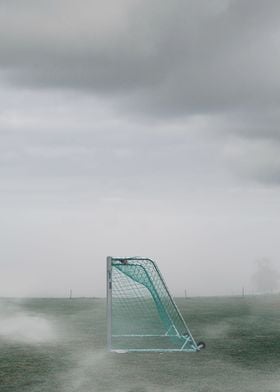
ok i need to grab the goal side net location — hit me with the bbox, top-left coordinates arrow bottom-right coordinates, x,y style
107,256 -> 199,352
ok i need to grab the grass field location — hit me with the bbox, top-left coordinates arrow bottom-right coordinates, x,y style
0,295 -> 280,392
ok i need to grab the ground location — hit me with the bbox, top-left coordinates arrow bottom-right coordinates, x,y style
0,295 -> 279,392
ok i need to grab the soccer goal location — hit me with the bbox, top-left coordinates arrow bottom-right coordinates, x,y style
107,256 -> 202,352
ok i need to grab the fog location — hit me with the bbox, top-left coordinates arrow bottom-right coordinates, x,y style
0,301 -> 56,343
252,258 -> 280,294
1,297 -> 280,391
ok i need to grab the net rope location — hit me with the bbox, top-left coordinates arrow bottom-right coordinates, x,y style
110,257 -> 197,351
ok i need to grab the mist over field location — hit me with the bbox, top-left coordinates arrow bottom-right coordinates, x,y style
1,296 -> 280,392
0,301 -> 56,344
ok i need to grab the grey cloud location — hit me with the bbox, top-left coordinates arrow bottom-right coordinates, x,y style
0,84 -> 225,197
1,0 -> 280,188
1,0 -> 280,116
2,1 -> 280,299
223,137 -> 280,185
0,125 -> 219,196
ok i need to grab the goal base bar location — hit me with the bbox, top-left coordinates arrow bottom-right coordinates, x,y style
111,348 -> 199,352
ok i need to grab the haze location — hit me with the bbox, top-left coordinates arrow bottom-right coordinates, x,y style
1,0 -> 280,297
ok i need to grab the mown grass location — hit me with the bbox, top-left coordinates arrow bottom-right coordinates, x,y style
177,295 -> 280,371
0,295 -> 279,392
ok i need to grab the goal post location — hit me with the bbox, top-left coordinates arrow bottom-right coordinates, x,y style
107,256 -> 201,352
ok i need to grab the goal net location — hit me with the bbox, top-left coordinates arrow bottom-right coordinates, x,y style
107,256 -> 199,352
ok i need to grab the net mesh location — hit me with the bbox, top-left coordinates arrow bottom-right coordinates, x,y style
109,257 -> 198,351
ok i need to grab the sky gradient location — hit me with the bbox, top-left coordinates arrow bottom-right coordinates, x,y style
1,0 -> 280,297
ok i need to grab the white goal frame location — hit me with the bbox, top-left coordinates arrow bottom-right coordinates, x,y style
107,256 -> 200,352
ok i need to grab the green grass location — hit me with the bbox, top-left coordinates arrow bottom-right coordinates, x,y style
177,296 -> 280,370
0,296 -> 280,392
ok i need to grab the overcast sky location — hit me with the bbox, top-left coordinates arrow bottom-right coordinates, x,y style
1,0 -> 280,297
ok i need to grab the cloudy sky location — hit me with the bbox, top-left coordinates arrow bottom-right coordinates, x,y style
1,0 -> 280,297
